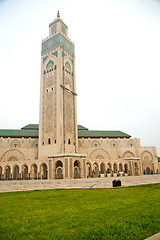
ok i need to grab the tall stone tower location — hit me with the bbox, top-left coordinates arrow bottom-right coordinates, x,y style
39,12 -> 86,179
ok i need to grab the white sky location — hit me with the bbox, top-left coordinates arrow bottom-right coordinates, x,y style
0,0 -> 160,156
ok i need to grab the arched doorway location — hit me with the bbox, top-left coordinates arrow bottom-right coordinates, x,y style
41,163 -> 47,179
100,163 -> 105,174
55,161 -> 63,179
13,165 -> 19,180
86,162 -> 92,177
5,166 -> 11,180
134,162 -> 139,176
107,163 -> 112,174
119,163 -> 123,172
74,160 -> 80,178
124,163 -> 128,174
119,163 -> 123,176
0,166 -> 2,179
146,167 -> 150,175
22,165 -> 28,179
93,163 -> 99,178
113,163 -> 118,174
141,151 -> 153,174
31,164 -> 38,179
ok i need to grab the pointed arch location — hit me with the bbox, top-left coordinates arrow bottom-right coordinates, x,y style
63,56 -> 73,72
113,163 -> 118,173
133,162 -> 139,176
124,163 -> 129,174
141,151 -> 153,174
89,149 -> 110,160
74,160 -> 81,178
100,162 -> 105,174
107,162 -> 112,174
86,162 -> 92,177
122,151 -> 135,158
5,165 -> 11,180
65,61 -> 71,70
119,163 -> 123,172
93,162 -> 99,178
1,149 -> 25,162
22,164 -> 28,179
55,160 -> 63,179
30,163 -> 38,179
13,165 -> 19,180
40,163 -> 48,179
46,60 -> 54,69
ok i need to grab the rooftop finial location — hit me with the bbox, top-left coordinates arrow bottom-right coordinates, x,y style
57,10 -> 60,17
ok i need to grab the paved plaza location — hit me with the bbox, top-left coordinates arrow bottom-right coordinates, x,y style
0,175 -> 160,193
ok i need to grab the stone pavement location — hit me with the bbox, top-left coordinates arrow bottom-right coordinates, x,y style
0,175 -> 160,193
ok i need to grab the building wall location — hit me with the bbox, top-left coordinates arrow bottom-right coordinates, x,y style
0,137 -> 40,179
78,137 -> 159,176
0,136 -> 159,180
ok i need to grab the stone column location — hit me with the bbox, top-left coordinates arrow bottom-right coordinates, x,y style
65,158 -> 68,178
48,159 -> 52,179
129,161 -> 132,175
83,158 -> 86,178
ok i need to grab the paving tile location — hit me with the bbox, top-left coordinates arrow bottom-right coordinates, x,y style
0,175 -> 160,193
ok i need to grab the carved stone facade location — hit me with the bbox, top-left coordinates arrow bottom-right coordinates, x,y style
0,13 -> 159,180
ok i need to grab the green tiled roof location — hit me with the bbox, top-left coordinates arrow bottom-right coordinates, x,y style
0,129 -> 38,138
21,124 -> 39,130
78,125 -> 88,131
0,124 -> 131,139
0,124 -> 39,138
78,130 -> 131,138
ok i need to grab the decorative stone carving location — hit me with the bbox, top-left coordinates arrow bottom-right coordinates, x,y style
10,140 -> 21,148
1,150 -> 25,162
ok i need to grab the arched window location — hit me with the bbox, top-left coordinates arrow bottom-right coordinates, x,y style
74,160 -> 80,167
56,160 -> 63,168
68,138 -> 71,144
48,138 -> 51,144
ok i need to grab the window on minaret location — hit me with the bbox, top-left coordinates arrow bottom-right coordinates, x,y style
48,138 -> 51,144
68,139 -> 71,145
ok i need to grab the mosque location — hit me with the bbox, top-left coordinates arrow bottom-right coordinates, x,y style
0,12 -> 159,180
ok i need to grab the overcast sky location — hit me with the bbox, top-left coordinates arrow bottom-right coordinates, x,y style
0,0 -> 160,156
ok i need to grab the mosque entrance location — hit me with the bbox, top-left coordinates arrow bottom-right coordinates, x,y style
13,165 -> 19,180
55,161 -> 63,179
93,163 -> 99,178
74,160 -> 80,178
86,163 -> 92,177
22,165 -> 28,179
5,166 -> 11,180
41,163 -> 47,179
134,162 -> 139,175
146,167 -> 150,175
31,164 -> 38,179
74,168 -> 78,178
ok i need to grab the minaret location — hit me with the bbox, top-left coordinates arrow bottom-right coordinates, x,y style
39,12 -> 78,160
